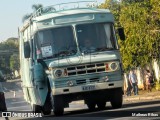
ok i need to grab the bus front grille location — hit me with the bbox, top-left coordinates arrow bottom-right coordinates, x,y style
67,63 -> 105,76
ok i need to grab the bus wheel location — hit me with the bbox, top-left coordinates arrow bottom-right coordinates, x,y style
42,92 -> 52,115
110,88 -> 123,109
42,106 -> 51,115
86,100 -> 96,111
97,101 -> 106,110
32,104 -> 41,113
52,96 -> 64,116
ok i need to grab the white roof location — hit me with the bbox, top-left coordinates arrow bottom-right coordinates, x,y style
33,8 -> 110,22
20,8 -> 111,32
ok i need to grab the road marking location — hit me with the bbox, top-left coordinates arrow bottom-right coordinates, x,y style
11,101 -> 26,104
7,105 -> 30,110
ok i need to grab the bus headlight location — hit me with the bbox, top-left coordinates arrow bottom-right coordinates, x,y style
54,69 -> 63,77
49,68 -> 68,78
51,68 -> 67,78
109,62 -> 118,71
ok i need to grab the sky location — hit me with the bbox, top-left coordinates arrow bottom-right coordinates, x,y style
0,0 -> 105,42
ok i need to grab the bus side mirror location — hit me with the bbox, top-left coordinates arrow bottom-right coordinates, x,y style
24,41 -> 30,58
118,27 -> 125,40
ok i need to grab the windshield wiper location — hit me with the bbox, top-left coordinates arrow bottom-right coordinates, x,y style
57,50 -> 76,57
96,47 -> 114,52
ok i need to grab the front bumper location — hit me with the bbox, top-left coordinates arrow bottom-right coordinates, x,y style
51,80 -> 123,95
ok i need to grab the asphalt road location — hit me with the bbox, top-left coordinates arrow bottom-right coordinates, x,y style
3,98 -> 160,120
1,81 -> 160,120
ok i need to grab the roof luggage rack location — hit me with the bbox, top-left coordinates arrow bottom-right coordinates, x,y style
29,1 -> 98,19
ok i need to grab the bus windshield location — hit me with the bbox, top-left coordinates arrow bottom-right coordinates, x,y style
76,23 -> 118,54
35,23 -> 118,58
36,26 -> 77,58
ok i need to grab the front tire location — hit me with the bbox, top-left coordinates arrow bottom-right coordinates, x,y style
110,88 -> 123,109
52,95 -> 64,116
97,101 -> 106,110
42,92 -> 52,115
32,104 -> 41,113
86,100 -> 96,111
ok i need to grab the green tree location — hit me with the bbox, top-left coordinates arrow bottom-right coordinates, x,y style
22,14 -> 32,23
99,0 -> 160,71
0,38 -> 19,74
22,4 -> 43,22
0,56 -> 5,69
32,4 -> 43,11
119,0 -> 160,70
10,54 -> 20,71
22,4 -> 56,22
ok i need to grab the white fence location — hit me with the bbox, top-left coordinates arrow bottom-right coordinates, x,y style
124,59 -> 160,91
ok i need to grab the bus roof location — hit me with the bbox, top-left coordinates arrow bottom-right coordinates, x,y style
33,8 -> 111,22
20,1 -> 112,31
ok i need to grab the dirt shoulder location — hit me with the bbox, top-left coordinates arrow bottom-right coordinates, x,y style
124,89 -> 160,102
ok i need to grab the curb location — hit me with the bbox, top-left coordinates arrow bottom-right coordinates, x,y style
72,95 -> 160,104
124,95 -> 160,102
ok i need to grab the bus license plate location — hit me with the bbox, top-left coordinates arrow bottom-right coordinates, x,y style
82,85 -> 95,91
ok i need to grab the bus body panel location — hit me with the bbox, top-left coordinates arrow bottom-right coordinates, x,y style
19,4 -> 124,114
